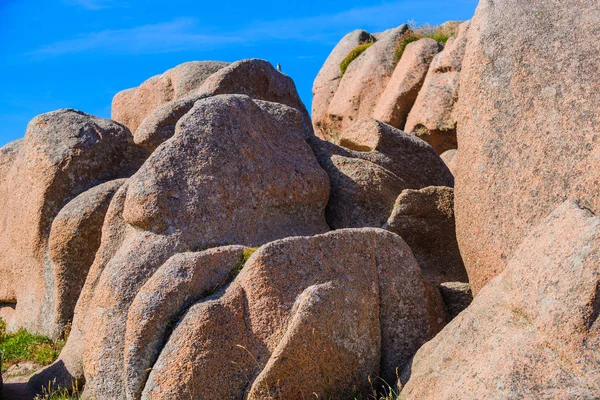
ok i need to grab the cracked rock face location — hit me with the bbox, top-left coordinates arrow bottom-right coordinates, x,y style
143,228 -> 445,400
401,201 -> 600,399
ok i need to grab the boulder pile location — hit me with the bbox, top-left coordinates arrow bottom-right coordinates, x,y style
1,0 -> 599,398
312,21 -> 470,154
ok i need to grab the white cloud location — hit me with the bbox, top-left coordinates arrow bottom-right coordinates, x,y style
30,18 -> 244,57
62,0 -> 121,10
32,0 -> 475,57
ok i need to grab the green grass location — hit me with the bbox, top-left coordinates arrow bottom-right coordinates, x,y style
395,21 -> 461,62
34,379 -> 82,400
0,318 -> 66,373
340,42 -> 375,77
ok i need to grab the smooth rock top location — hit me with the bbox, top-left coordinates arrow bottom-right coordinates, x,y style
312,29 -> 375,138
454,0 -> 600,293
133,59 -> 314,151
326,25 -> 409,137
112,61 -> 229,133
0,139 -> 23,184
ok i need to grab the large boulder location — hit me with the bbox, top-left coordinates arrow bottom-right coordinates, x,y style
143,229 -> 446,400
134,59 -> 313,151
34,94 -> 330,399
311,118 -> 454,228
401,201 -> 600,399
0,109 -> 146,337
326,25 -> 409,138
454,0 -> 600,294
373,38 -> 441,130
405,21 -> 470,153
383,186 -> 467,286
112,61 -> 229,133
312,30 -> 375,139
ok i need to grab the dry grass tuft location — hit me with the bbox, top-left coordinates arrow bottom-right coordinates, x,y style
340,41 -> 375,77
395,20 -> 461,61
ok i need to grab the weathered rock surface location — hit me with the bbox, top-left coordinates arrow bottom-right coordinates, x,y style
311,118 -> 453,228
124,246 -> 248,400
455,0 -> 600,294
326,25 -> 409,138
143,228 -> 446,399
36,94 -> 330,399
48,179 -> 126,330
0,139 -> 22,184
374,38 -> 441,130
401,201 -> 600,399
405,21 -> 470,153
0,109 -> 146,337
312,30 -> 375,139
438,282 -> 472,320
440,149 -> 457,175
134,59 -> 313,151
112,61 -> 229,133
384,186 -> 467,285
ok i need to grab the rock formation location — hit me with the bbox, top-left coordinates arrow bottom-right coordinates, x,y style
454,0 -> 600,294
310,118 -> 453,229
312,30 -> 375,139
46,94 -> 330,399
384,186 -> 467,285
132,59 -> 313,151
326,25 -> 409,138
404,21 -> 470,153
312,22 -> 469,152
0,109 -> 146,338
4,0 -> 596,394
401,201 -> 600,399
142,229 -> 445,400
373,38 -> 441,130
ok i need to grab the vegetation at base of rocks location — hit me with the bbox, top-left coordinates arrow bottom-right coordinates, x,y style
395,21 -> 461,61
33,379 -> 82,400
414,125 -> 431,138
0,319 -> 67,372
340,42 -> 375,77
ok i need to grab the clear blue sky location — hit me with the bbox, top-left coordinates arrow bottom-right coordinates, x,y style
0,0 -> 477,147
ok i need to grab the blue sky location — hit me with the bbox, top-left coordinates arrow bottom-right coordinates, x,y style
0,0 -> 477,147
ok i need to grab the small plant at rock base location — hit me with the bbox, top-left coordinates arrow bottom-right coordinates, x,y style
34,378 -> 82,400
340,42 -> 375,76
